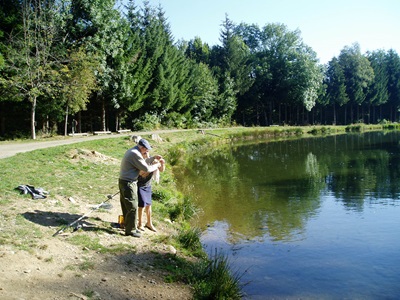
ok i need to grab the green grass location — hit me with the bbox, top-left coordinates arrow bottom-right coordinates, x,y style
192,250 -> 244,300
67,233 -> 135,254
0,124 -> 392,299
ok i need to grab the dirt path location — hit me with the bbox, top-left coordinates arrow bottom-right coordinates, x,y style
0,130 -> 184,159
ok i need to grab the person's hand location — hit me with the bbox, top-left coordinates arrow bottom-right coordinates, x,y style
159,158 -> 165,165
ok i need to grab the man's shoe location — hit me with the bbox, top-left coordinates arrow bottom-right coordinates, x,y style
126,230 -> 141,238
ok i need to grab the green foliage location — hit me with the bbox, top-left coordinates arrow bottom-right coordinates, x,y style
166,193 -> 198,222
1,1 -> 400,138
2,0 -> 66,139
132,112 -> 162,131
192,250 -> 243,300
234,22 -> 324,126
177,227 -> 203,255
60,47 -> 98,114
338,43 -> 375,123
382,123 -> 400,130
164,111 -> 188,129
165,145 -> 188,166
345,124 -> 364,132
308,126 -> 332,135
154,250 -> 243,300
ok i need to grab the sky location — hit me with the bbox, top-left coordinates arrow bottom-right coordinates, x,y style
134,0 -> 400,64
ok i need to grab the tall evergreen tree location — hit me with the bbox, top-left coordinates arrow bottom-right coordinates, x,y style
210,15 -> 252,123
185,36 -> 210,65
385,49 -> 400,122
324,57 -> 349,124
366,50 -> 389,123
134,2 -> 193,127
119,0 -> 153,119
338,43 -> 374,123
137,1 -> 170,117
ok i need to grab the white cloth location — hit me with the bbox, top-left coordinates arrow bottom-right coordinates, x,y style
152,168 -> 160,184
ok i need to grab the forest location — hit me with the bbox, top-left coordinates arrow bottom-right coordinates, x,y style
1,0 -> 400,139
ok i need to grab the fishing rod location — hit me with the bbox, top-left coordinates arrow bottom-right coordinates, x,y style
52,191 -> 119,237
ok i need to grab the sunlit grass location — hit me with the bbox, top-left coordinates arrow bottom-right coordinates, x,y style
67,234 -> 135,254
192,250 -> 244,300
2,125 -> 381,299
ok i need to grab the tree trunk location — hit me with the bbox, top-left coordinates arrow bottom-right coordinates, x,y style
101,97 -> 106,131
263,110 -> 267,126
256,104 -> 260,125
350,105 -> 354,124
44,115 -> 49,134
1,115 -> 5,136
64,105 -> 69,136
78,111 -> 82,133
269,101 -> 273,126
278,104 -> 281,125
333,104 -> 336,125
31,96 -> 37,140
115,111 -> 119,131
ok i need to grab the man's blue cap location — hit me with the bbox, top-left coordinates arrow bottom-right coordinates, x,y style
138,138 -> 152,150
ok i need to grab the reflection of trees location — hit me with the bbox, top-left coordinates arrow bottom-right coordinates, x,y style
174,131 -> 400,241
175,140 -> 327,241
327,132 -> 400,210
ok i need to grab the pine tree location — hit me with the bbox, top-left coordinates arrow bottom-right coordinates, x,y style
324,57 -> 349,124
366,50 -> 389,123
385,49 -> 400,121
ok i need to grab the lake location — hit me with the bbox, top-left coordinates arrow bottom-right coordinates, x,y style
174,131 -> 400,299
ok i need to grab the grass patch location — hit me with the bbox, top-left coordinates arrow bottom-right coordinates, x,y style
79,258 -> 96,271
0,214 -> 44,253
153,224 -> 243,299
154,250 -> 243,300
65,257 -> 96,272
192,250 -> 244,300
177,226 -> 204,257
67,234 -> 134,254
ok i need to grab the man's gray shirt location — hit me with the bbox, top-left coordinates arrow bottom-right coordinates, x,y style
119,146 -> 159,182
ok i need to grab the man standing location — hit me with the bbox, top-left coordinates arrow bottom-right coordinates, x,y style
119,139 -> 162,238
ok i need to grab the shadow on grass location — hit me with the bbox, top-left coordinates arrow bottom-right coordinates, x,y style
21,210 -> 119,235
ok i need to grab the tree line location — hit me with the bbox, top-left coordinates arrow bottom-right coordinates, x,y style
1,0 -> 400,139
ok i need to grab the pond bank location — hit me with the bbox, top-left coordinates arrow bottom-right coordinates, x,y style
0,124 -> 388,299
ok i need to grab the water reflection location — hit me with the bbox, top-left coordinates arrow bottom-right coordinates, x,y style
174,131 -> 400,241
174,131 -> 400,298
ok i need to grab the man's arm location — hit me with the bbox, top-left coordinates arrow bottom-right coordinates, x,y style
132,151 -> 160,173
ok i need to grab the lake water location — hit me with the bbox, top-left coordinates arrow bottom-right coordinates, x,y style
174,131 -> 400,299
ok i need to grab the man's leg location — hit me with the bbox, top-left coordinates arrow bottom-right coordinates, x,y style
119,180 -> 127,223
120,180 -> 140,237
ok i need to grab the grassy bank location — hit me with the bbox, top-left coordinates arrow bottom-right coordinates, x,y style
0,124 -> 387,299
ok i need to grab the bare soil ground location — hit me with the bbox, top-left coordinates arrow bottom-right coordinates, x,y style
0,148 -> 193,300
